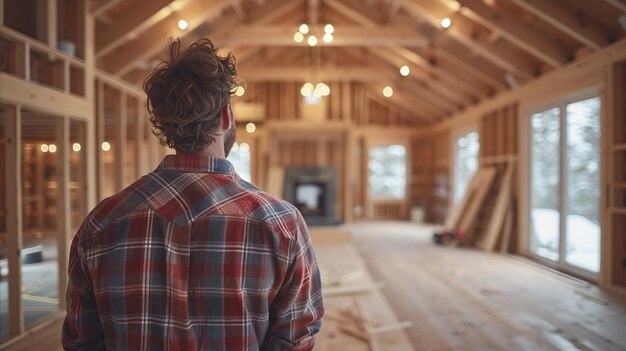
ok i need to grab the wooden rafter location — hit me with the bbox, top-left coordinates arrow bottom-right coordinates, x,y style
369,82 -> 447,121
237,65 -> 397,82
602,0 -> 626,13
90,0 -> 125,17
365,90 -> 430,127
505,0 -> 607,50
366,48 -> 469,108
455,0 -> 568,67
395,0 -> 537,80
99,0 -> 234,76
390,46 -> 491,99
96,0 -> 180,58
219,25 -> 429,47
364,86 -> 434,125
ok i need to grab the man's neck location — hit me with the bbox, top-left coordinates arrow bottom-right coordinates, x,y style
177,141 -> 226,159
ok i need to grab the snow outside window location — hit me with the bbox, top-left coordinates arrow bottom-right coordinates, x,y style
368,144 -> 406,199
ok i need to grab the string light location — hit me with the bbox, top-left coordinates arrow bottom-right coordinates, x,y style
324,24 -> 334,34
383,86 -> 393,97
235,86 -> 245,96
294,32 -> 304,43
301,82 -> 314,96
307,35 -> 318,46
323,33 -> 333,43
48,144 -> 57,153
239,142 -> 250,152
440,17 -> 452,29
72,143 -> 81,152
232,142 -> 239,152
246,122 -> 256,134
177,19 -> 189,30
400,65 -> 410,76
299,24 -> 309,34
101,141 -> 111,152
40,144 -> 49,152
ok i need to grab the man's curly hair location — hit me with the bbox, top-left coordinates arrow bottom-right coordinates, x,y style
144,38 -> 239,153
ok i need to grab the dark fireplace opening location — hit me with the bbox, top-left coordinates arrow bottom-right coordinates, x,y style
294,182 -> 326,217
282,166 -> 340,226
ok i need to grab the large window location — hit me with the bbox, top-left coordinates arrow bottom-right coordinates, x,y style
454,131 -> 480,203
529,95 -> 601,274
368,144 -> 406,199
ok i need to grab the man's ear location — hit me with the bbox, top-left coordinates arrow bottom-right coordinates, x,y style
220,104 -> 232,130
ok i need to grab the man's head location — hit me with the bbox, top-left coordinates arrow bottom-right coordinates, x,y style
144,38 -> 239,155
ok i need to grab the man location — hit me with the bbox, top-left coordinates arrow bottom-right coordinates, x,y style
62,39 -> 324,350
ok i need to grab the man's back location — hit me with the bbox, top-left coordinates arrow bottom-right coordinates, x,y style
63,155 -> 324,350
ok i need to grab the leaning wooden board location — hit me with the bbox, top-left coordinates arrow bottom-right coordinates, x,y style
310,228 -> 414,351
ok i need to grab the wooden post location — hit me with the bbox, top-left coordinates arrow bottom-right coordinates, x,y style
56,117 -> 71,309
85,1 -> 97,208
116,91 -> 127,190
96,80 -> 105,201
47,0 -> 58,50
6,104 -> 24,335
135,98 -> 143,177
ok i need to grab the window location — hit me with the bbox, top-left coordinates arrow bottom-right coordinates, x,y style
368,144 -> 406,199
529,95 -> 601,274
454,131 -> 480,203
228,142 -> 251,182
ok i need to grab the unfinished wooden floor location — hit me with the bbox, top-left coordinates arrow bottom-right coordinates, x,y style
4,222 -> 626,351
349,222 -> 626,351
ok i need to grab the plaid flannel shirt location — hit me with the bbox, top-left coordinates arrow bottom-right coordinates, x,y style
62,155 -> 324,350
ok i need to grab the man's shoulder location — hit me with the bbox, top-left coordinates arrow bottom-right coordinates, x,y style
241,186 -> 303,238
78,176 -> 151,236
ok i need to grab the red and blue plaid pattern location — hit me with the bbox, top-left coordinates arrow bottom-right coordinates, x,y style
63,155 -> 324,350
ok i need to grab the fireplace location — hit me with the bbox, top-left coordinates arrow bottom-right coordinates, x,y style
282,167 -> 340,226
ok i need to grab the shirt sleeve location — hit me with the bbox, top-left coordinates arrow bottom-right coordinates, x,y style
62,231 -> 105,351
263,210 -> 325,351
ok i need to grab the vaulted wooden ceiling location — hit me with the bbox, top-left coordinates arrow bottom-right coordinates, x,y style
92,0 -> 626,124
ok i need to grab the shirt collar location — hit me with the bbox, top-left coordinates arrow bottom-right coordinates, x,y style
156,154 -> 236,175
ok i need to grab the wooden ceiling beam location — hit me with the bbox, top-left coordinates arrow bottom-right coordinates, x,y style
365,85 -> 437,125
455,0 -> 568,67
96,0 -> 181,58
370,51 -> 473,106
369,83 -> 447,120
237,65 -> 397,82
505,0 -> 607,50
99,0 -> 234,76
242,0 -> 303,25
365,90 -> 430,127
389,46 -> 490,99
430,44 -> 509,91
219,25 -> 429,47
91,0 -> 125,17
396,0 -> 536,80
602,0 -> 626,13
324,0 -> 480,105
324,0 -> 382,26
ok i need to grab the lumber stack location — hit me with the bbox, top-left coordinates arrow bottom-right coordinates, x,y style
436,161 -> 515,252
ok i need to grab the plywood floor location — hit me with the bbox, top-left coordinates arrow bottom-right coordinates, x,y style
4,222 -> 626,351
349,222 -> 626,351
